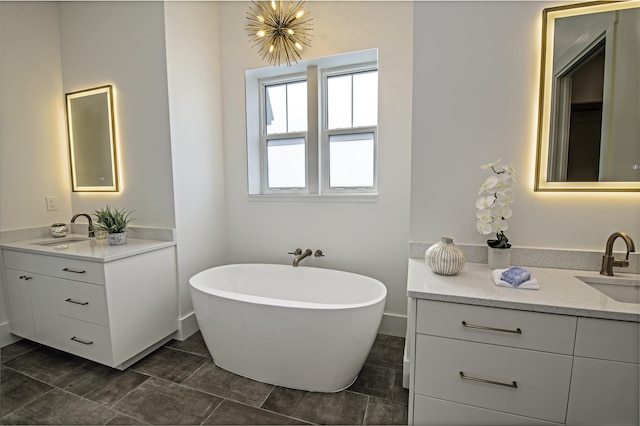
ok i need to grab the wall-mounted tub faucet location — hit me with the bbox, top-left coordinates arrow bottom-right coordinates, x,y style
71,213 -> 95,237
600,231 -> 636,276
290,248 -> 313,267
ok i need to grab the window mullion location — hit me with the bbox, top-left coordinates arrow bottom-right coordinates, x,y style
307,65 -> 319,194
284,84 -> 289,133
350,74 -> 355,127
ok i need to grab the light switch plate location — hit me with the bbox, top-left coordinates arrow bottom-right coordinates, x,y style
45,196 -> 58,211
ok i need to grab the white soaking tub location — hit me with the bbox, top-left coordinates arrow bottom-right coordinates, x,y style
189,263 -> 387,392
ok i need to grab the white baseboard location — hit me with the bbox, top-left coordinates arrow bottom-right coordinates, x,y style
173,311 -> 199,341
378,312 -> 407,337
0,322 -> 21,348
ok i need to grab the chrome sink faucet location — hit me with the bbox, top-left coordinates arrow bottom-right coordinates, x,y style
71,213 -> 95,237
600,232 -> 636,276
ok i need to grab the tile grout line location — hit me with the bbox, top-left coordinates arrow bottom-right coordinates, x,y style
2,360 -> 152,425
102,374 -> 153,410
258,383 -> 276,408
198,395 -> 225,426
49,385 -> 151,426
102,408 -> 150,426
0,380 -> 57,421
362,395 -> 371,425
113,374 -> 222,425
163,344 -> 212,360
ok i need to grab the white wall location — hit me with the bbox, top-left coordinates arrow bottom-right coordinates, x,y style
219,1 -> 414,324
410,1 -> 640,251
0,2 -> 71,230
58,1 -> 176,228
0,2 -> 71,345
164,1 -> 228,336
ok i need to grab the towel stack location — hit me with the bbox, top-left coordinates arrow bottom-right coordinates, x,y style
492,266 -> 539,290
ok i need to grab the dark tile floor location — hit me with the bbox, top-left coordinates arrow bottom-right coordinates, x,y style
0,333 -> 408,425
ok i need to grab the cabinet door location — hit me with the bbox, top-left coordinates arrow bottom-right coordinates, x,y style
567,357 -> 639,426
4,269 -> 36,340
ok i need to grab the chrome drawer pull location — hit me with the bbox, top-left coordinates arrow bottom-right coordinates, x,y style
63,267 -> 86,274
70,336 -> 94,345
462,321 -> 522,334
460,371 -> 518,388
65,298 -> 89,306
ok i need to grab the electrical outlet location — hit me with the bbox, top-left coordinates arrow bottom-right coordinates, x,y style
45,196 -> 58,211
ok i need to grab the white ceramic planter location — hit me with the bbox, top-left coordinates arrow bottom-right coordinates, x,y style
108,232 -> 127,246
488,247 -> 511,269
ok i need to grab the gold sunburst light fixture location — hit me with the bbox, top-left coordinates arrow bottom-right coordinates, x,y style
246,1 -> 313,66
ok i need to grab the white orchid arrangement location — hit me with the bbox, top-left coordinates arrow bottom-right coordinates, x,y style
475,159 -> 516,249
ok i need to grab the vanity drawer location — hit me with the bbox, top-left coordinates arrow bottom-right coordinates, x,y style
414,334 -> 573,423
51,280 -> 108,326
413,395 -> 561,425
52,315 -> 112,366
574,317 -> 639,363
3,250 -> 105,285
30,274 -> 108,329
416,300 -> 576,354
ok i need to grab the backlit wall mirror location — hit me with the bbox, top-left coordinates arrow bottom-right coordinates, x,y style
65,85 -> 119,192
535,1 -> 640,191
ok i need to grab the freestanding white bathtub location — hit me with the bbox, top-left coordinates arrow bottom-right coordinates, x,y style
189,263 -> 387,392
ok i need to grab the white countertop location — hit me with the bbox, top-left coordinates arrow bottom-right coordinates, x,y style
408,259 -> 639,322
1,234 -> 176,263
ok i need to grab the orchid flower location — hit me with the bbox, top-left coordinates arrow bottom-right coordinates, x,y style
476,160 -> 516,248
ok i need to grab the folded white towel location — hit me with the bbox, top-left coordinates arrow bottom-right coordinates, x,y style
492,268 -> 540,290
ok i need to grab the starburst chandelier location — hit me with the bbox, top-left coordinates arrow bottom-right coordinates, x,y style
246,1 -> 313,66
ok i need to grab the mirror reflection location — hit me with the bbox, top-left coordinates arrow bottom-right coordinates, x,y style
66,85 -> 119,192
536,1 -> 640,191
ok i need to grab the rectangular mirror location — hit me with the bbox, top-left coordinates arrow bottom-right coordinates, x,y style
535,1 -> 640,191
66,85 -> 119,192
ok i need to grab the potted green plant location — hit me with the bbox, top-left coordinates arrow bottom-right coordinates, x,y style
94,205 -> 134,246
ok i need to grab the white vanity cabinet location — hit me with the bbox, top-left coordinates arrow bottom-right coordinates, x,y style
409,299 -> 640,425
566,317 -> 639,426
2,246 -> 178,369
410,300 -> 575,425
406,258 -> 640,426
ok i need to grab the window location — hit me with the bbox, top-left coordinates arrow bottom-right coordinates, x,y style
263,79 -> 307,189
246,49 -> 378,196
324,68 -> 378,191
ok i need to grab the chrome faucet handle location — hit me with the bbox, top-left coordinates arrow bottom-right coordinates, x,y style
314,250 -> 324,257
288,248 -> 303,256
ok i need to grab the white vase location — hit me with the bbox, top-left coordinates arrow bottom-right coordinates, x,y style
488,247 -> 511,269
425,237 -> 466,276
108,232 -> 127,246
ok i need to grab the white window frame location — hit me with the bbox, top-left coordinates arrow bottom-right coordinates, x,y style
259,73 -> 308,194
245,49 -> 378,199
321,63 -> 378,194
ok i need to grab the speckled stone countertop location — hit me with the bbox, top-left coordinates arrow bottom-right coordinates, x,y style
408,259 -> 639,322
1,234 -> 175,263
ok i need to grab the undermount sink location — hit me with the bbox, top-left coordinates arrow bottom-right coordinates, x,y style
34,237 -> 87,246
577,275 -> 640,304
